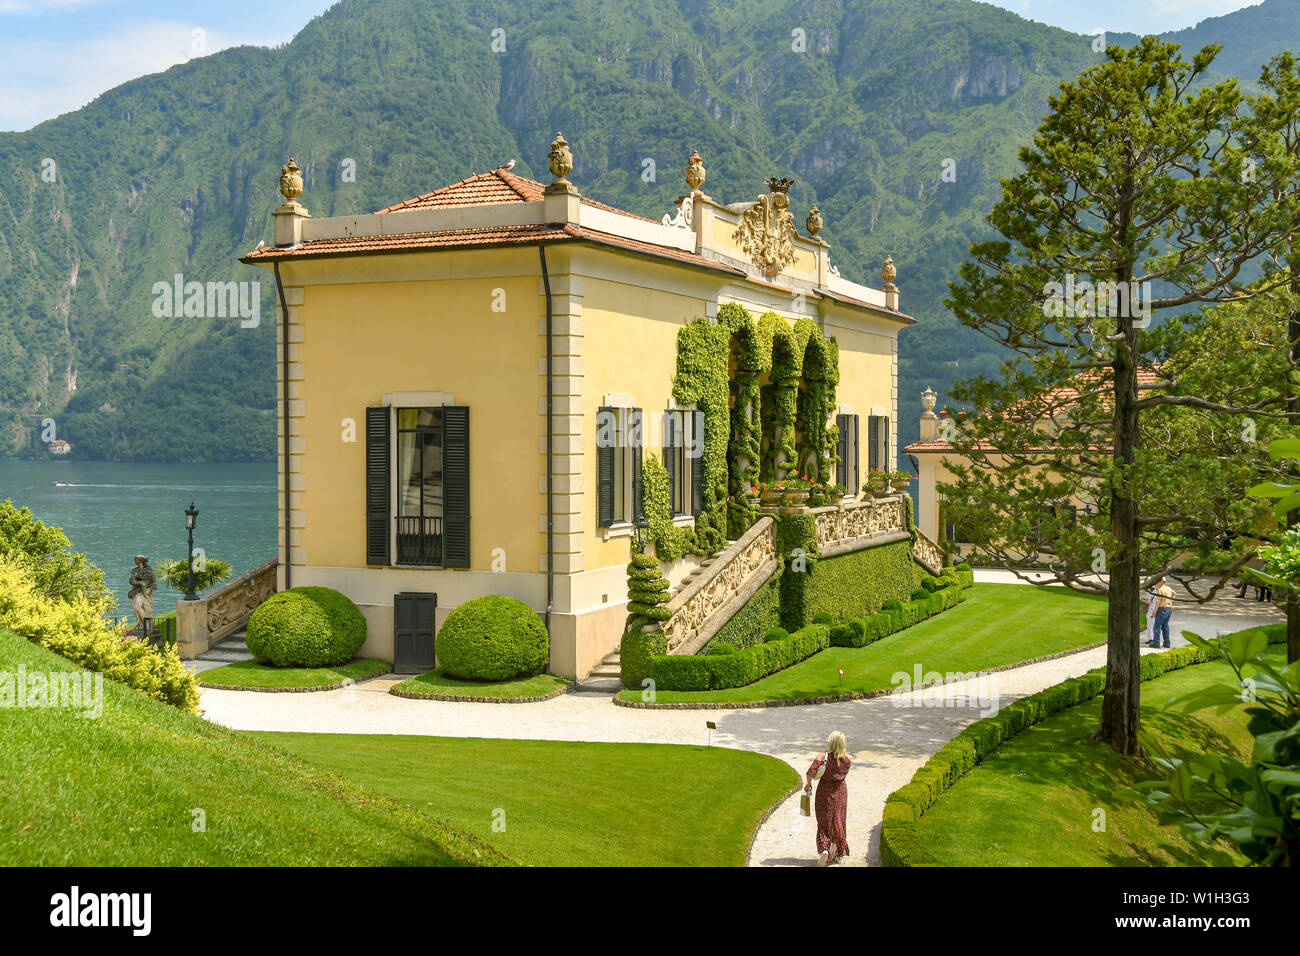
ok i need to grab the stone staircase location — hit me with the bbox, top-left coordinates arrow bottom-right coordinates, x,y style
194,627 -> 254,665
576,648 -> 624,695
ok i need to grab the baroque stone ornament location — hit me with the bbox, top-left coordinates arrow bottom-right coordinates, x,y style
662,192 -> 695,229
733,177 -> 799,277
921,386 -> 937,413
128,555 -> 156,636
548,132 -> 573,184
806,204 -> 823,238
279,158 -> 303,201
685,149 -> 706,192
882,254 -> 897,287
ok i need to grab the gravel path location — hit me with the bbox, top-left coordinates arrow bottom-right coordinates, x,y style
198,572 -> 1282,867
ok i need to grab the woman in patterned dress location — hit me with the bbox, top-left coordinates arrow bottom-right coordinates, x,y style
800,733 -> 852,868
805,730 -> 851,865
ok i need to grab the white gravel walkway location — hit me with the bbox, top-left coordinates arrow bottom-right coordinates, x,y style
198,572 -> 1282,867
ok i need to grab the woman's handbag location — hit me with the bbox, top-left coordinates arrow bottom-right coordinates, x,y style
800,789 -> 811,816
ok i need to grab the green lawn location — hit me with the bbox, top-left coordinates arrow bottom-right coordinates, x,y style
618,582 -> 1109,704
910,650 -> 1283,866
392,668 -> 569,699
256,732 -> 798,866
199,657 -> 390,689
0,629 -> 506,866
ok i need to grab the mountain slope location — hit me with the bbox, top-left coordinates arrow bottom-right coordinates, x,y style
0,0 -> 1296,461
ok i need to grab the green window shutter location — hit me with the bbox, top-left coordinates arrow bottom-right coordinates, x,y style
849,414 -> 860,493
690,409 -> 705,517
365,406 -> 390,566
662,411 -> 678,515
835,414 -> 847,487
597,406 -> 615,528
867,415 -> 881,472
881,415 -> 890,472
443,405 -> 470,568
630,408 -> 644,525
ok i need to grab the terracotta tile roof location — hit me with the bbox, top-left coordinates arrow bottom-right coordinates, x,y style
242,223 -> 567,261
241,221 -> 744,277
376,167 -> 660,223
818,286 -> 916,323
904,368 -> 1163,453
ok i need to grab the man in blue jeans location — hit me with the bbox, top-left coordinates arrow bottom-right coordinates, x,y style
1147,577 -> 1175,648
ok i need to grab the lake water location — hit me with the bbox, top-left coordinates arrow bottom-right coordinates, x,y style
0,459 -> 277,616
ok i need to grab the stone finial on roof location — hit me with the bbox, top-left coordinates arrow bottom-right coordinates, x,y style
806,203 -> 823,238
685,149 -> 706,193
279,158 -> 304,201
882,255 -> 897,288
547,132 -> 573,186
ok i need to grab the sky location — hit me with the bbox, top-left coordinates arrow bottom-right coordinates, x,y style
0,0 -> 1270,132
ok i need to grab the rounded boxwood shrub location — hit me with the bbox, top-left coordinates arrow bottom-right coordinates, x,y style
245,586 -> 367,668
436,595 -> 548,681
910,588 -> 931,602
812,611 -> 834,626
763,626 -> 790,643
707,642 -> 737,655
881,598 -> 903,611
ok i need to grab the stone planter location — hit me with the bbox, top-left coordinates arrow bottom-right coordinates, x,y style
890,477 -> 911,492
868,482 -> 891,498
782,488 -> 811,512
760,487 -> 784,507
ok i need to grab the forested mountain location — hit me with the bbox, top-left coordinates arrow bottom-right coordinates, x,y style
1,0 -> 1297,461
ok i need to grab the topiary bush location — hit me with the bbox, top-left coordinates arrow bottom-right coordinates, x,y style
763,626 -> 790,642
707,642 -> 737,655
245,586 -> 367,668
435,595 -> 548,681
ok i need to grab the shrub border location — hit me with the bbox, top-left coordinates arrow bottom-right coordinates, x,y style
614,638 -> 1104,710
199,662 -> 393,693
389,678 -> 570,704
879,622 -> 1288,867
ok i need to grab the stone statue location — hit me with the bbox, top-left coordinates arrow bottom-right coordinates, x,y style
128,555 -> 156,636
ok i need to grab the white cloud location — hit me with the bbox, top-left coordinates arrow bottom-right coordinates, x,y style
0,0 -> 114,13
0,19 -> 278,130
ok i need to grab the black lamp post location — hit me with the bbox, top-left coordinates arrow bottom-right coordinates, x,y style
184,502 -> 199,601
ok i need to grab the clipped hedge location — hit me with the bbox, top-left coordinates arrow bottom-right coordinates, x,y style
791,538 -> 917,628
639,581 -> 973,692
620,626 -> 667,689
706,574 -> 782,650
880,621 -> 1288,867
246,587 -> 367,668
435,595 -> 549,681
646,624 -> 830,691
829,585 -> 967,648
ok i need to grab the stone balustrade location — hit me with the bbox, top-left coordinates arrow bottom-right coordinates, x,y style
176,557 -> 278,658
811,495 -> 909,556
661,517 -> 779,655
912,527 -> 946,576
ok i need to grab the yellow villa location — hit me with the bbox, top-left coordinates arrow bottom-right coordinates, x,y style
239,136 -> 919,679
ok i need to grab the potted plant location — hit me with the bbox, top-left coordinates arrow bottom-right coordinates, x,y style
759,482 -> 784,507
746,484 -> 762,506
864,468 -> 890,497
888,469 -> 913,491
780,474 -> 814,510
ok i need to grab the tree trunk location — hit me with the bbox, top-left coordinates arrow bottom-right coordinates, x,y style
1289,249 -> 1300,664
1095,243 -> 1143,753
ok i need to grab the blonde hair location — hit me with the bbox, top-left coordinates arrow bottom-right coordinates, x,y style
827,731 -> 848,760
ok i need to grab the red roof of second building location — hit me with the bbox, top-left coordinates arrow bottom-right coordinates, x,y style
375,167 -> 660,223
